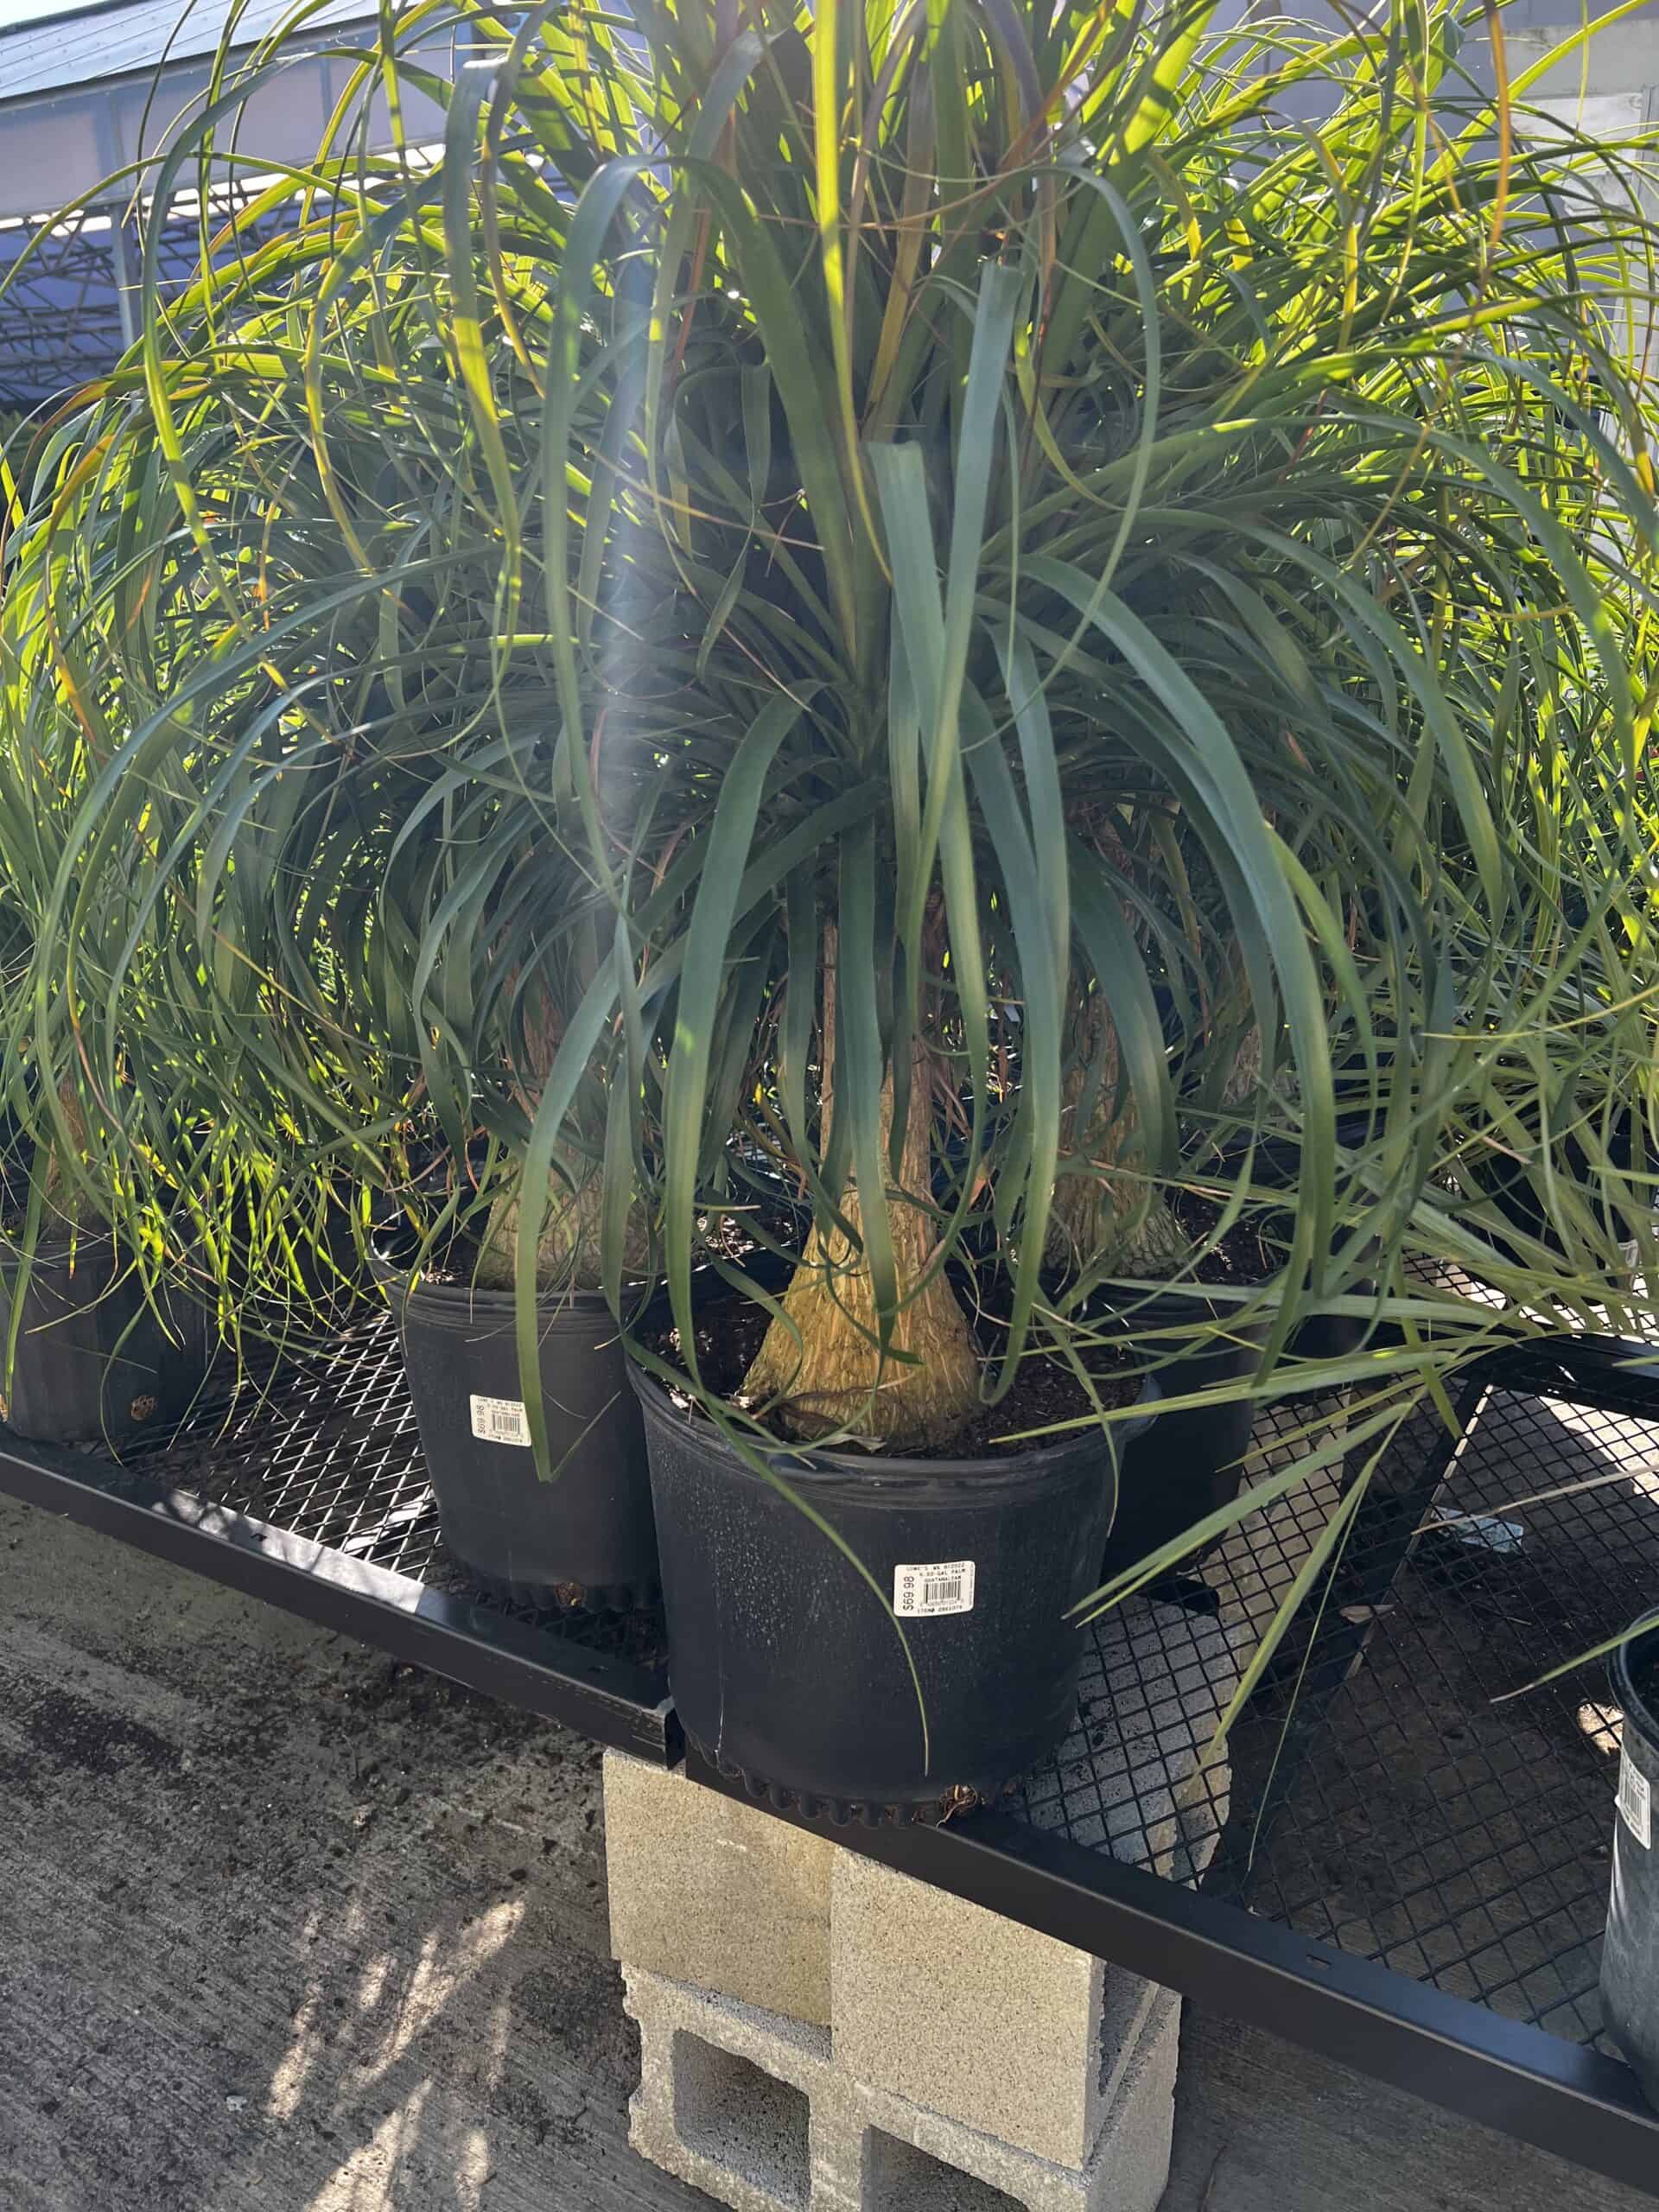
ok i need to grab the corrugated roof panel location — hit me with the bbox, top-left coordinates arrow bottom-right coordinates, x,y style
0,2 -> 456,219
0,0 -> 373,106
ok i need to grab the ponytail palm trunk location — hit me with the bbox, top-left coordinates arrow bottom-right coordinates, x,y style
1050,985 -> 1189,1282
743,932 -> 980,1446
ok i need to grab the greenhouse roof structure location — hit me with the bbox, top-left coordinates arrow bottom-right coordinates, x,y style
0,0 -> 459,408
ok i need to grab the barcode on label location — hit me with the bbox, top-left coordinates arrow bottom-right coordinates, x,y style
470,1394 -> 532,1448
1618,1747 -> 1652,1850
893,1559 -> 976,1618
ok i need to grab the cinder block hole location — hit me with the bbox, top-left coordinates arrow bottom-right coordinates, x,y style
862,2128 -> 1024,2212
671,2031 -> 810,2208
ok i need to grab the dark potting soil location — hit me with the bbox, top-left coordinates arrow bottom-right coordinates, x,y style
391,1193 -> 802,1294
1172,1187 -> 1280,1287
644,1288 -> 1140,1460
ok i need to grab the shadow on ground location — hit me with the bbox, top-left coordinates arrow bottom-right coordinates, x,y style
0,1492 -> 695,2212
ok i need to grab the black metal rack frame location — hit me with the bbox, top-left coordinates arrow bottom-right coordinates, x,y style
3,1318 -> 1658,2197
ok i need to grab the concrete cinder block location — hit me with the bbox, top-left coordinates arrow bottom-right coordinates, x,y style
623,1961 -> 1179,2212
836,1980 -> 1179,2212
624,1967 -> 832,2212
830,1852 -> 1157,2169
605,1750 -> 836,2025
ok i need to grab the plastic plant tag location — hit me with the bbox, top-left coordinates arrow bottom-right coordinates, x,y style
470,1394 -> 532,1447
1618,1747 -> 1652,1850
893,1560 -> 976,1618
1427,1507 -> 1526,1555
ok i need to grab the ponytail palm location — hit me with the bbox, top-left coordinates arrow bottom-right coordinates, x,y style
3,0 -> 1659,1473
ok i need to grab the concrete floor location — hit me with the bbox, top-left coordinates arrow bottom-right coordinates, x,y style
0,1494 -> 1651,2212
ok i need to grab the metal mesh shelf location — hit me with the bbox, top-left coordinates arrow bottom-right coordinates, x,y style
1016,1353 -> 1658,2063
70,1313 -> 1650,2061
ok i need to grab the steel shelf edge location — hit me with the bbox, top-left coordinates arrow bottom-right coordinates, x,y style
0,1427 -> 679,1764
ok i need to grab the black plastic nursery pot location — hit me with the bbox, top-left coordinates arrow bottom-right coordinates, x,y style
1600,1612 -> 1659,2109
1098,1292 -> 1274,1581
1287,1298 -> 1373,1366
378,1262 -> 658,1608
632,1363 -> 1152,1819
1214,1125 -> 1378,1371
0,1229 -> 209,1446
1464,1104 -> 1643,1274
1072,1157 -> 1374,1582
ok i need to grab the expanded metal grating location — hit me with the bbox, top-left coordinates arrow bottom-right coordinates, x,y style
1018,1356 -> 1659,2057
92,1308 -> 667,1665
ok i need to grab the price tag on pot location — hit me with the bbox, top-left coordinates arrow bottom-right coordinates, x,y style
893,1560 -> 976,1618
1618,1747 -> 1652,1850
470,1394 -> 532,1448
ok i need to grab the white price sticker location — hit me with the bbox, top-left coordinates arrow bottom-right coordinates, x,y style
470,1394 -> 532,1448
1618,1748 -> 1652,1850
894,1560 -> 976,1618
